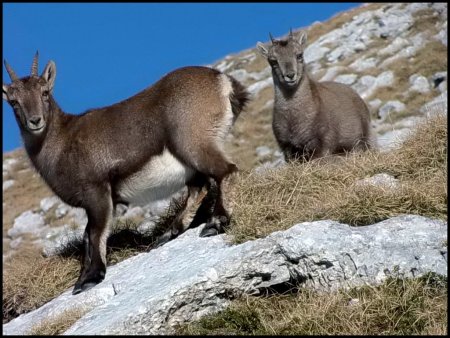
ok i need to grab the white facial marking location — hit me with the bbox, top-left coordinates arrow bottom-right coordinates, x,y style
117,148 -> 194,205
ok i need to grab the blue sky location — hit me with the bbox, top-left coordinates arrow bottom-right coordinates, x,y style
2,3 -> 360,152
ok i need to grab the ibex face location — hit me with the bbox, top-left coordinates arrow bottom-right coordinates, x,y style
257,30 -> 307,89
3,52 -> 56,135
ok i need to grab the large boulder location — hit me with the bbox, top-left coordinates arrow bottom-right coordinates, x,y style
3,215 -> 446,335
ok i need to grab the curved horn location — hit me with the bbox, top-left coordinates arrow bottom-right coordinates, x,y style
4,60 -> 18,81
31,51 -> 39,76
269,32 -> 275,44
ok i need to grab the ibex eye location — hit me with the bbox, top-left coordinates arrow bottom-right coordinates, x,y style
269,59 -> 278,66
296,53 -> 303,60
42,90 -> 49,97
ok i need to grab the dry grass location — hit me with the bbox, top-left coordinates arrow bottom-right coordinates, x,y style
2,246 -> 79,323
28,308 -> 87,335
227,113 -> 447,243
177,273 -> 447,335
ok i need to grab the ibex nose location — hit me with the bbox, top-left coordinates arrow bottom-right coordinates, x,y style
29,116 -> 42,126
286,72 -> 296,80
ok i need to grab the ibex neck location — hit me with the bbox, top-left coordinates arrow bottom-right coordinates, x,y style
24,99 -> 69,169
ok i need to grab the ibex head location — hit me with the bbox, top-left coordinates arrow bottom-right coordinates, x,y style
3,52 -> 57,135
256,29 -> 308,88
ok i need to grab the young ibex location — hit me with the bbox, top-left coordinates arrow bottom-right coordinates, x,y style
257,30 -> 373,162
2,53 -> 249,294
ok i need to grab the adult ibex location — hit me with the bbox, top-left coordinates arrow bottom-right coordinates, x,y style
257,30 -> 373,162
2,53 -> 249,294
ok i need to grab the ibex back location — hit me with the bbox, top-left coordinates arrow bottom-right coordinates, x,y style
2,53 -> 249,294
257,30 -> 373,162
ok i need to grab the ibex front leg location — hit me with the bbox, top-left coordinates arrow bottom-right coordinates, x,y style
73,186 -> 113,295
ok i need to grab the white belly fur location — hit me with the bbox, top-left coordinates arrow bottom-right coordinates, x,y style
117,148 -> 194,205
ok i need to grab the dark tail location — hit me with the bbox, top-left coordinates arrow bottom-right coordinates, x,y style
227,75 -> 250,118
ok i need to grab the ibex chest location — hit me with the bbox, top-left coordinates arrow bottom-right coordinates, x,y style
116,149 -> 194,205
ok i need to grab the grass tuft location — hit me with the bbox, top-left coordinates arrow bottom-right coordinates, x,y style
228,113 -> 447,243
177,273 -> 447,335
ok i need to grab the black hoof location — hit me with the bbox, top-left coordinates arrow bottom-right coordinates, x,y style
154,230 -> 174,248
72,271 -> 105,295
200,226 -> 219,237
72,280 -> 100,295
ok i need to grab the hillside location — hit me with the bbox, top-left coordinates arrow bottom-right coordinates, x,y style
2,2 -> 448,335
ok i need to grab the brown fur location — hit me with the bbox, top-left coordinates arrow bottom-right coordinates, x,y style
3,56 -> 249,294
257,31 -> 373,162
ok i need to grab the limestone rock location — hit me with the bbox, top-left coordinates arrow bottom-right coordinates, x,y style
3,215 -> 446,335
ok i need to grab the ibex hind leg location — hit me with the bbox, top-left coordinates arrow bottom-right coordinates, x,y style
199,159 -> 238,237
171,143 -> 239,237
154,174 -> 211,247
73,187 -> 113,295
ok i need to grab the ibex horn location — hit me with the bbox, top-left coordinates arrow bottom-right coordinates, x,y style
4,60 -> 18,81
289,28 -> 294,39
31,51 -> 39,77
269,32 -> 275,44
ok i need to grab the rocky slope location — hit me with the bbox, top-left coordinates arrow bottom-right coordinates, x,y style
2,2 -> 448,334
3,215 -> 447,335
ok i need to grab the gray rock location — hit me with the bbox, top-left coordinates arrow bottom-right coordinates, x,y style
353,71 -> 394,98
41,224 -> 84,257
137,216 -> 159,234
2,179 -> 15,191
2,158 -> 18,173
122,206 -> 145,220
228,69 -> 249,83
8,211 -> 46,239
409,74 -> 430,93
55,203 -> 70,219
431,71 -> 447,88
9,237 -> 23,250
334,74 -> 358,85
247,77 -> 273,95
420,91 -> 448,116
376,128 -> 411,151
40,196 -> 60,213
349,57 -> 378,72
304,43 -> 330,63
255,146 -> 272,158
3,215 -> 446,335
355,173 -> 399,189
319,66 -> 346,81
254,158 -> 286,174
378,36 -> 409,55
434,23 -> 447,46
368,98 -> 383,110
378,100 -> 406,121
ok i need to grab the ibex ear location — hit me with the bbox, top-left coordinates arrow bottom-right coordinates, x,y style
2,84 -> 9,101
256,42 -> 269,58
41,61 -> 56,92
298,31 -> 308,46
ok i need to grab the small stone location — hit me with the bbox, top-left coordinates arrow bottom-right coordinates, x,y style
378,101 -> 406,121
3,180 -> 14,191
8,211 -> 46,238
255,146 -> 272,158
40,196 -> 60,213
356,173 -> 400,189
409,74 -> 430,93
